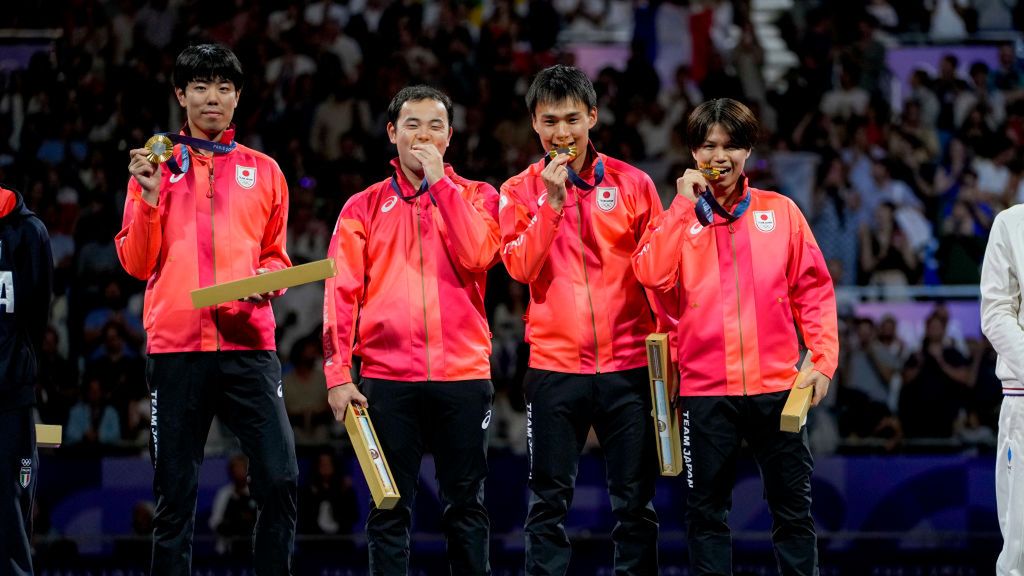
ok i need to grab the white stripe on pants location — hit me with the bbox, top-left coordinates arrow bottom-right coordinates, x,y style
998,395 -> 1024,576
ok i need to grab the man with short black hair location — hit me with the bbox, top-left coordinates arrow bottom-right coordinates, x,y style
500,64 -> 665,575
119,43 -> 297,576
324,85 -> 500,575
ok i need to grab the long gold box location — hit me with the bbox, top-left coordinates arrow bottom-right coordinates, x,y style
190,259 -> 336,309
36,424 -> 62,448
344,404 -> 400,510
780,351 -> 815,433
645,333 -> 683,477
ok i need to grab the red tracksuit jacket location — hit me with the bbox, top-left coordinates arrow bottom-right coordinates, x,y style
116,129 -> 290,353
500,152 -> 664,374
322,161 -> 500,387
633,182 -> 839,396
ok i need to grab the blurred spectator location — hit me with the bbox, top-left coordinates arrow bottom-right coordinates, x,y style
113,501 -> 155,568
135,0 -> 177,51
838,318 -> 902,448
35,326 -> 78,427
82,278 -> 144,356
899,313 -> 972,439
821,67 -> 870,121
297,451 -> 358,549
860,202 -> 921,291
936,199 -> 989,284
65,376 -> 121,448
812,156 -> 860,286
877,314 -> 909,363
925,0 -> 972,42
85,321 -> 146,440
993,43 -> 1024,99
209,454 -> 258,559
907,69 -> 941,128
966,335 -> 1002,433
283,337 -> 332,445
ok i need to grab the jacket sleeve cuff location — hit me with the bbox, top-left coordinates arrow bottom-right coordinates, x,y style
137,196 -> 160,221
812,353 -> 838,380
325,365 -> 353,389
538,200 -> 563,226
429,176 -> 459,200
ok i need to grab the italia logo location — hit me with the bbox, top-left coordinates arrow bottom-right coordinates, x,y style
596,187 -> 617,212
235,165 -> 256,189
381,195 -> 399,213
753,210 -> 775,232
19,460 -> 31,488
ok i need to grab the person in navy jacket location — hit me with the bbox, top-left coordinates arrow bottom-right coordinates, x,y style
0,184 -> 53,576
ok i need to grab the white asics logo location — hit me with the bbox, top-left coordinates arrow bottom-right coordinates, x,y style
381,195 -> 399,213
169,172 -> 186,184
481,410 -> 492,430
277,382 -> 283,398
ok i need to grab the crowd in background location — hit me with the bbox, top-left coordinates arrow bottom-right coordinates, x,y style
1,0 -> 1022,507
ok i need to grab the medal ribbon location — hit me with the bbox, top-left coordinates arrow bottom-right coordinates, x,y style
694,176 -> 750,226
390,174 -> 435,205
542,144 -> 605,191
157,133 -> 237,175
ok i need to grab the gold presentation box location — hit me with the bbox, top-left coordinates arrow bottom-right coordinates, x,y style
780,351 -> 815,433
36,424 -> 63,448
645,333 -> 683,477
190,259 -> 337,309
345,404 -> 400,510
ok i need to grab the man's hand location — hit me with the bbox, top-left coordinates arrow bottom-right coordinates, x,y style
797,369 -> 831,407
327,384 -> 368,422
541,152 -> 570,212
676,168 -> 711,205
410,144 -> 446,186
128,148 -> 162,207
240,268 -> 278,304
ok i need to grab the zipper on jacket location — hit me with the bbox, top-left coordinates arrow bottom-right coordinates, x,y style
209,161 -> 221,351
575,192 -> 601,373
728,222 -> 746,394
416,198 -> 431,380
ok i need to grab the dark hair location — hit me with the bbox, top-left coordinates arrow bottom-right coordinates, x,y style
387,85 -> 454,126
173,44 -> 244,91
525,65 -> 597,117
685,98 -> 759,151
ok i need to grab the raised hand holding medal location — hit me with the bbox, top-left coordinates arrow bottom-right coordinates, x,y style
540,149 -> 572,212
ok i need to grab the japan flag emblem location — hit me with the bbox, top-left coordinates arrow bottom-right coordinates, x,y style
753,210 -> 775,233
236,166 -> 256,189
596,187 -> 617,212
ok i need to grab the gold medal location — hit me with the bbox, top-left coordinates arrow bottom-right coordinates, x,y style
699,163 -> 723,181
144,134 -> 175,164
548,145 -> 578,160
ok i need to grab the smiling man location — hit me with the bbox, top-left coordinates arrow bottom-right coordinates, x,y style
499,64 -> 665,575
323,85 -> 500,575
118,44 -> 297,576
632,98 -> 839,576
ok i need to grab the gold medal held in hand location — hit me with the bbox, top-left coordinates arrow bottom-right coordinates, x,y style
144,134 -> 175,164
548,145 -> 578,160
